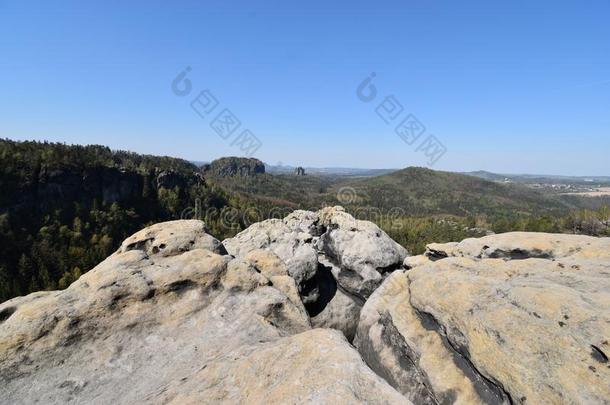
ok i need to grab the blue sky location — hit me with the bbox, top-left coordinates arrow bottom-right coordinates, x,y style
1,0 -> 609,174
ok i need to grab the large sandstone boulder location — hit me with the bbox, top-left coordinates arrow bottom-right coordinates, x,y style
0,219 -> 407,404
356,232 -> 610,405
316,207 -> 408,298
117,219 -> 226,256
223,210 -> 321,288
223,206 -> 408,340
425,231 -> 610,261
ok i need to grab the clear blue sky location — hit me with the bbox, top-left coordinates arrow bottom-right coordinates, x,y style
1,0 -> 609,174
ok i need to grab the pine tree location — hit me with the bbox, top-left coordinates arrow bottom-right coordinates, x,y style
0,265 -> 12,302
17,254 -> 35,294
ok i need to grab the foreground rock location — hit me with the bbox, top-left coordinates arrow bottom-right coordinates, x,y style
162,328 -> 407,404
3,214 -> 609,405
223,206 -> 408,340
356,232 -> 610,405
0,220 -> 406,404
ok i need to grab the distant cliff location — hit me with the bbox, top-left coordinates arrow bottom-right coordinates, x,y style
203,157 -> 265,177
0,139 -> 206,211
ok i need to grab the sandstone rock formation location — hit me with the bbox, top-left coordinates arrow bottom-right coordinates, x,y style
223,206 -> 408,340
10,163 -> 205,213
424,231 -> 610,261
203,157 -> 266,177
2,215 -> 609,405
356,232 -> 610,405
0,218 -> 406,404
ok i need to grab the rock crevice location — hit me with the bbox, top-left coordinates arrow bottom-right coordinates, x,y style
409,298 -> 512,405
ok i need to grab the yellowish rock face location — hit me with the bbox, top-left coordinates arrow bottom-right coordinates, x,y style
408,256 -> 610,404
358,232 -> 610,405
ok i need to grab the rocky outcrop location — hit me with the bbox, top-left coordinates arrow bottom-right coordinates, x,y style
161,328 -> 407,404
204,157 -> 265,177
223,206 -> 408,340
356,232 -> 610,405
294,166 -> 306,176
31,166 -> 144,210
424,231 -> 610,261
117,220 -> 226,257
316,207 -> 408,298
3,163 -> 204,217
2,215 -> 609,404
0,219 -> 406,404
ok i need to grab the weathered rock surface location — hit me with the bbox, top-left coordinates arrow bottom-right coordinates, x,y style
310,287 -> 362,342
223,210 -> 321,288
223,206 -> 408,340
357,232 -> 610,405
316,207 -> 408,299
3,216 -> 609,405
0,219 -> 407,404
118,219 -> 226,256
159,328 -> 408,404
425,231 -> 610,261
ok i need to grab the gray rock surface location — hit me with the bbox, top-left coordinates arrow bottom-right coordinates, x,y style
118,219 -> 226,256
4,216 -> 609,405
0,219 -> 408,405
310,287 -> 362,342
158,328 -> 408,404
316,207 -> 408,298
357,232 -> 610,405
425,231 -> 610,261
223,206 -> 408,339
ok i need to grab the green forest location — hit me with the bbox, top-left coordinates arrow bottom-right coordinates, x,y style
0,139 -> 235,301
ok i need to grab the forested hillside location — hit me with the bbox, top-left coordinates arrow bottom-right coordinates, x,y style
0,140 -> 236,301
198,161 -> 610,254
337,167 -> 574,216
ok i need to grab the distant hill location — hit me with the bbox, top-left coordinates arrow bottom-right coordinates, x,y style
212,164 -> 577,217
203,157 -> 265,177
206,171 -> 338,209
337,167 -> 574,216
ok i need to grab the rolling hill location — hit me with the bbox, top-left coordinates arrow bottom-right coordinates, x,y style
207,162 -> 580,217
333,167 -> 574,216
